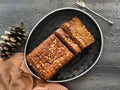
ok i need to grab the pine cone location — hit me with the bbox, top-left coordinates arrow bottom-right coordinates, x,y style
0,22 -> 27,59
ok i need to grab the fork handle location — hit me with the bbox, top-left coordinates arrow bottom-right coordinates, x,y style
85,6 -> 113,25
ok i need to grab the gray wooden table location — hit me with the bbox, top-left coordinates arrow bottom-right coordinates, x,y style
0,0 -> 120,90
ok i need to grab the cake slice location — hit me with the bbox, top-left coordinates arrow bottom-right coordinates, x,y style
55,28 -> 81,55
60,17 -> 94,49
27,34 -> 74,80
68,17 -> 95,47
60,22 -> 86,49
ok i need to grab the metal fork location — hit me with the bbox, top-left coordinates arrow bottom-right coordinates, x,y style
76,0 -> 113,25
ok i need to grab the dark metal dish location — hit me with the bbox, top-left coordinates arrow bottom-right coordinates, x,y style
24,7 -> 103,82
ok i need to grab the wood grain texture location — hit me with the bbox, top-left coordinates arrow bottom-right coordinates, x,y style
0,0 -> 120,90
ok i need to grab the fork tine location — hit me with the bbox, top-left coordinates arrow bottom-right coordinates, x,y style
76,0 -> 86,7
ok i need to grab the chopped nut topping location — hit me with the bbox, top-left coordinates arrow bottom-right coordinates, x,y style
37,64 -> 40,68
48,48 -> 52,50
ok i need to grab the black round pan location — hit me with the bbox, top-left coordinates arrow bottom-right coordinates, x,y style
24,7 -> 103,82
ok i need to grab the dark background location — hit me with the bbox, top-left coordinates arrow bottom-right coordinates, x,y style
0,0 -> 120,90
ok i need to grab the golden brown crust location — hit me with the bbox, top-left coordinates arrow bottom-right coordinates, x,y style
60,17 -> 95,49
69,17 -> 95,47
55,28 -> 81,55
60,22 -> 86,49
27,34 -> 74,80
